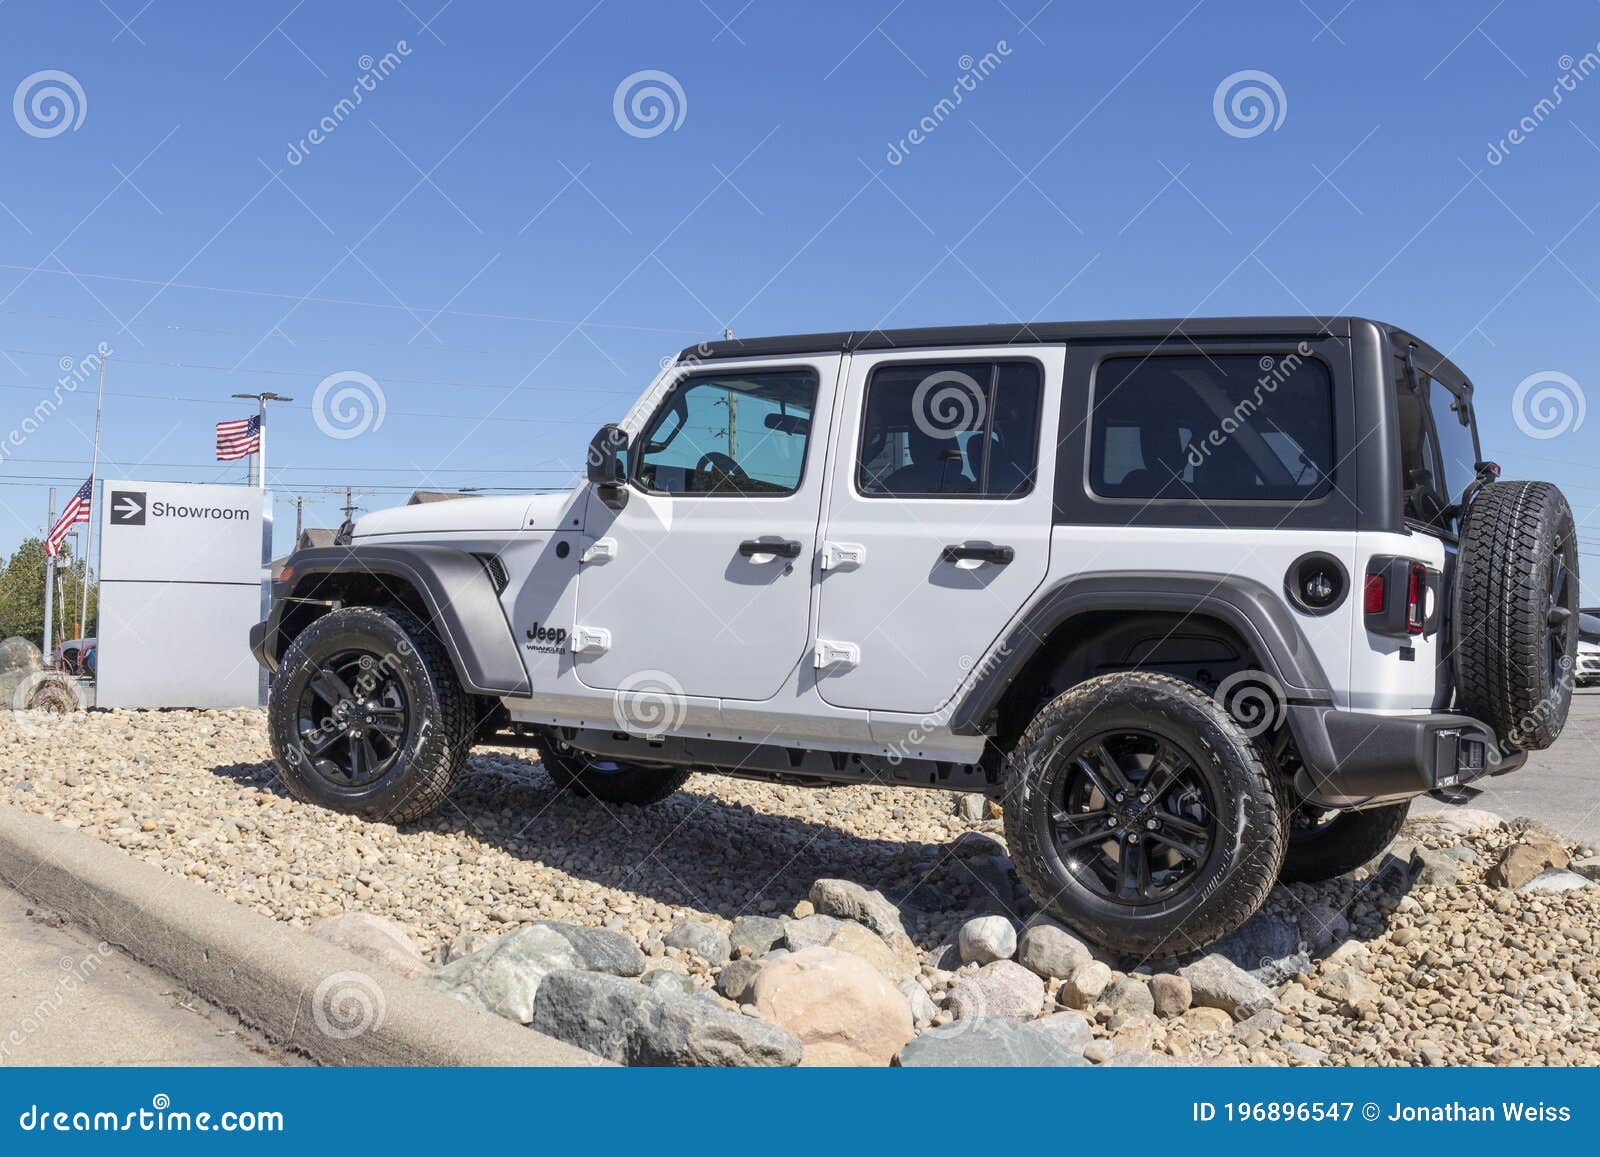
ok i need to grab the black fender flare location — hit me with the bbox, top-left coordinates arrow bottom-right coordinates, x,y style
948,571 -> 1335,735
252,544 -> 530,697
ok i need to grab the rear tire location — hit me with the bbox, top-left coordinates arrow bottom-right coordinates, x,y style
1279,800 -> 1410,883
1454,480 -> 1579,750
540,738 -> 691,806
1002,672 -> 1286,956
268,606 -> 470,824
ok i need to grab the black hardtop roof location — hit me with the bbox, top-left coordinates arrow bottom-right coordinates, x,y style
678,315 -> 1469,386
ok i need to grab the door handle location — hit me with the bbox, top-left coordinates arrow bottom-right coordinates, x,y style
739,538 -> 802,559
941,543 -> 1014,565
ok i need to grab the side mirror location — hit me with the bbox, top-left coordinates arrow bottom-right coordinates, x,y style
586,424 -> 630,509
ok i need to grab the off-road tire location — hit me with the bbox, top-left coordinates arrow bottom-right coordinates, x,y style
540,740 -> 691,806
268,606 -> 471,824
1454,480 -> 1579,751
1002,671 -> 1286,956
1280,800 -> 1410,883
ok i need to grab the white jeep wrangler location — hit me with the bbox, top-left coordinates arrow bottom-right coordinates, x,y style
251,317 -> 1580,953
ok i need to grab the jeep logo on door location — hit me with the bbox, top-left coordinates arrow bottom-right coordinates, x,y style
525,622 -> 568,654
109,490 -> 146,525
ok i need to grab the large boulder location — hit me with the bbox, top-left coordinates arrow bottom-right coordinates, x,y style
957,915 -> 1017,965
1016,921 -> 1093,980
825,920 -> 913,980
1402,807 -> 1505,841
808,879 -> 914,953
310,912 -> 431,979
750,946 -> 914,1066
1179,953 -> 1275,1019
897,1018 -> 1089,1067
1519,869 -> 1595,894
423,924 -> 580,1022
1057,960 -> 1112,1009
1409,848 -> 1460,888
1489,836 -> 1570,889
783,914 -> 843,951
534,921 -> 647,976
948,959 -> 1047,1020
1207,912 -> 1308,986
0,637 -> 44,674
532,971 -> 801,1066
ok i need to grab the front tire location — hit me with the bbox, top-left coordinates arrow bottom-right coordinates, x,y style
1279,801 -> 1410,883
1003,672 -> 1285,956
268,606 -> 470,824
540,738 -> 691,805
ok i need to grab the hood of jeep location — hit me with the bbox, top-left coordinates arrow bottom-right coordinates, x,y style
352,490 -> 580,539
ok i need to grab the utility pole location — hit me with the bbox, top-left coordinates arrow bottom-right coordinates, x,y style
231,391 -> 294,490
79,355 -> 106,643
41,487 -> 55,659
294,495 -> 304,543
342,487 -> 360,522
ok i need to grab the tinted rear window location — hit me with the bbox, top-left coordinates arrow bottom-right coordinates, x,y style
1089,353 -> 1335,502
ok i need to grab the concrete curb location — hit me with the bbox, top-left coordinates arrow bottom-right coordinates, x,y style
0,803 -> 605,1067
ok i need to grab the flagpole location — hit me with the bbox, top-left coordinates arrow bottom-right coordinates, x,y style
79,355 -> 105,643
231,392 -> 291,491
42,487 -> 56,659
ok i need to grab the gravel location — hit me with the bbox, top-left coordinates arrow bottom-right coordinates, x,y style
6,708 -> 1600,1066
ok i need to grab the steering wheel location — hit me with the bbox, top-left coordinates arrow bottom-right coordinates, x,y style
695,451 -> 752,490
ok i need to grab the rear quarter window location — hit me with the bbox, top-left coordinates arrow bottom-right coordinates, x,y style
1089,353 -> 1335,502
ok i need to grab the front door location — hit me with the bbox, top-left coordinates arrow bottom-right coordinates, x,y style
574,355 -> 839,702
815,347 -> 1060,713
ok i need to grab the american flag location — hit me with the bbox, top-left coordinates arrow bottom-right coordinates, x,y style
216,413 -> 261,461
45,476 -> 92,558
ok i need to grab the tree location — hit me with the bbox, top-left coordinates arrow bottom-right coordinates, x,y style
0,538 -> 96,646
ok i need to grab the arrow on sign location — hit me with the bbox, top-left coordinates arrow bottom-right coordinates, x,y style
109,490 -> 147,525
114,495 -> 142,520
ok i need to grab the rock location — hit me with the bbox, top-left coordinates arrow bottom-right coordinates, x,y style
1016,921 -> 1093,980
1323,939 -> 1370,969
310,912 -> 430,979
808,879 -> 914,953
717,958 -> 765,1003
897,978 -> 938,1024
964,855 -> 1017,908
640,969 -> 696,998
1208,912 -> 1308,985
535,921 -> 647,976
1409,847 -> 1460,888
923,939 -> 961,971
1488,835 -> 1570,889
441,930 -> 494,964
1282,1040 -> 1328,1065
904,883 -> 952,912
531,970 -> 801,1066
1058,960 -> 1112,1009
1570,856 -> 1600,883
897,1018 -> 1089,1067
664,919 -> 731,964
1230,1008 -> 1284,1042
1519,869 -> 1595,894
949,831 -> 1007,859
1029,1011 -> 1093,1054
751,946 -> 914,1066
1081,1039 -> 1114,1064
1318,968 -> 1379,1011
423,924 -> 581,1023
729,915 -> 786,958
1101,975 -> 1154,1017
1403,807 -> 1505,841
823,920 -> 913,980
1148,973 -> 1192,1017
958,915 -> 1017,964
1102,1048 -> 1180,1067
1179,954 -> 1275,1019
783,913 -> 843,952
1180,1006 -> 1233,1034
953,793 -> 986,821
948,959 -> 1046,1020
1294,902 -> 1350,956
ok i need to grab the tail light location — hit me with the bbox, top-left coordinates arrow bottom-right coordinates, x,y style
1365,556 -> 1436,638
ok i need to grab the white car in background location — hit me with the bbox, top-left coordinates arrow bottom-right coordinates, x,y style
1579,612 -> 1600,688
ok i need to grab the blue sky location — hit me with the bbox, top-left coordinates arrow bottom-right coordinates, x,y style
0,0 -> 1597,601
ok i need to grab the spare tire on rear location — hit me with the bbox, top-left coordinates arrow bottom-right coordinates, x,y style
1453,480 -> 1579,751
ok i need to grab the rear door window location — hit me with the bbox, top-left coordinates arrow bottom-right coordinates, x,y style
1089,353 -> 1335,501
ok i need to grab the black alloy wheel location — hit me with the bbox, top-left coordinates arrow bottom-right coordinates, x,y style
296,650 -> 410,790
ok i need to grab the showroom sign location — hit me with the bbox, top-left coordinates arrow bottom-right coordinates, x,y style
96,480 -> 272,709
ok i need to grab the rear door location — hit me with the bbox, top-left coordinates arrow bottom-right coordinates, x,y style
814,347 -> 1060,713
574,355 -> 838,701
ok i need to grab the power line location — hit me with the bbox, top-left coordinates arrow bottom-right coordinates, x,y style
0,260 -> 705,336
